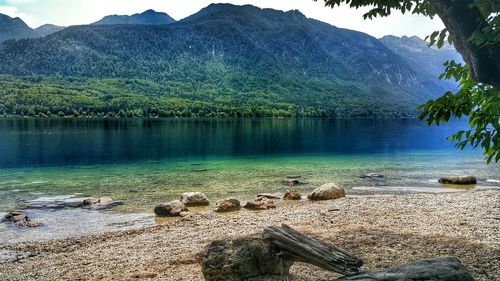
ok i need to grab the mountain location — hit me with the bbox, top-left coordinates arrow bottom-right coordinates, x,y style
0,13 -> 38,42
380,35 -> 463,89
93,9 -> 175,25
0,13 -> 64,42
35,24 -> 65,37
0,4 -> 448,118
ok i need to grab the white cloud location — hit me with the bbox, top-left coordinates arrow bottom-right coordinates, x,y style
0,5 -> 35,26
6,0 -> 38,4
1,0 -> 444,38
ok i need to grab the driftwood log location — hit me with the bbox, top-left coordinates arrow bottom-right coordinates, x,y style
262,224 -> 362,275
198,224 -> 474,281
337,257 -> 475,281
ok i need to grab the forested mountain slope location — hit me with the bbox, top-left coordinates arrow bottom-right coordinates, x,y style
0,4 -> 451,118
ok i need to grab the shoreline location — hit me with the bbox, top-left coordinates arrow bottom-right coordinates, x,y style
0,189 -> 499,280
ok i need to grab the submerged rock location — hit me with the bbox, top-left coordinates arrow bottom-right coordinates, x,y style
308,183 -> 345,201
244,197 -> 276,210
180,192 -> 210,206
25,195 -> 85,209
154,200 -> 188,217
214,198 -> 240,212
439,176 -> 477,185
360,173 -> 384,179
284,190 -> 302,200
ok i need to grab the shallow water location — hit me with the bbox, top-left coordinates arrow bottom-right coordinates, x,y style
0,118 -> 498,243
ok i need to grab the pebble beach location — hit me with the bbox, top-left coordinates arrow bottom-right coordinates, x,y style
0,189 -> 499,281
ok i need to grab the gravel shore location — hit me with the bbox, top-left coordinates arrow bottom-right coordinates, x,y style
0,189 -> 499,281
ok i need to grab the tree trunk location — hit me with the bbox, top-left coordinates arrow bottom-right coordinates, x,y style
428,0 -> 500,88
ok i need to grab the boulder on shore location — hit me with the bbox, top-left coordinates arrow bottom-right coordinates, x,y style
180,192 -> 210,206
4,211 -> 43,227
244,197 -> 276,210
308,183 -> 345,201
439,176 -> 477,185
199,237 -> 293,281
284,190 -> 302,200
154,200 -> 188,217
214,198 -> 240,212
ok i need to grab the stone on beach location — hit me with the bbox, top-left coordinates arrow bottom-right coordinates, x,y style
179,192 -> 210,206
308,183 -> 345,201
283,190 -> 302,200
154,200 -> 188,217
439,176 -> 477,185
214,198 -> 240,212
244,197 -> 276,210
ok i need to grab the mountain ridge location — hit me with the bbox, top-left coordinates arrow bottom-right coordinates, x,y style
0,13 -> 65,42
93,9 -> 176,25
0,4 -> 460,118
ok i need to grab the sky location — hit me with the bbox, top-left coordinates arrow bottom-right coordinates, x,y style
0,0 -> 444,39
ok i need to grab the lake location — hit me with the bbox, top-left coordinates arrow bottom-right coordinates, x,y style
0,118 -> 498,243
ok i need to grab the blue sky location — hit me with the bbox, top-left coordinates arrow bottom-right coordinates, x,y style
0,0 -> 444,39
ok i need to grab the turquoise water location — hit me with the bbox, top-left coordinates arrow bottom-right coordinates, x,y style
0,118 -> 498,243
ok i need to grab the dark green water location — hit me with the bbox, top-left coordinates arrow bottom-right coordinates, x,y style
0,118 -> 498,243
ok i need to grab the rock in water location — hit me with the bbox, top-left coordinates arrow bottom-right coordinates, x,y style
154,200 -> 188,217
82,197 -> 122,209
439,176 -> 477,185
244,197 -> 276,210
256,193 -> 281,199
179,192 -> 210,206
199,237 -> 293,281
4,211 -> 43,227
283,190 -> 301,200
308,183 -> 345,201
4,211 -> 27,223
83,197 -> 99,206
214,198 -> 241,212
336,257 -> 474,281
98,197 -> 113,206
282,179 -> 302,186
